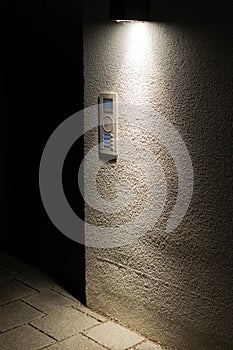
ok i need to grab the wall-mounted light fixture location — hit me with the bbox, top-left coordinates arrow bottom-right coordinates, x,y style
110,0 -> 150,23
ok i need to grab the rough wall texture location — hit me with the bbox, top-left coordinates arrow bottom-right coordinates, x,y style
84,1 -> 233,349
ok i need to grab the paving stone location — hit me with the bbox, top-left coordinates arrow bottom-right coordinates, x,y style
0,300 -> 44,331
84,321 -> 145,350
0,279 -> 37,305
51,285 -> 79,302
0,265 -> 18,281
43,334 -> 107,350
17,268 -> 57,291
0,324 -> 55,350
23,289 -> 73,314
134,341 -> 164,350
31,307 -> 100,341
73,303 -> 107,322
0,252 -> 34,275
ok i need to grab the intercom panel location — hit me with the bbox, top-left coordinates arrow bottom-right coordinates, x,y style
99,92 -> 118,157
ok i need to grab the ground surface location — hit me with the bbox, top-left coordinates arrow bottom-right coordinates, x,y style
0,251 -> 164,350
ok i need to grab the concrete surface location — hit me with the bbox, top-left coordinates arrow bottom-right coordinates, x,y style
23,289 -> 73,313
0,325 -> 55,350
84,321 -> 144,350
0,279 -> 36,305
31,307 -> 100,341
135,342 -> 165,350
84,1 -> 233,350
0,300 -> 43,332
0,251 -> 163,350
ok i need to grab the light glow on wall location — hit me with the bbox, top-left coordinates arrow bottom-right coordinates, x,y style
127,22 -> 149,59
118,22 -> 154,103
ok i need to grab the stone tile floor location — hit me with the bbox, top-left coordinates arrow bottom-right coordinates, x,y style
0,251 -> 164,350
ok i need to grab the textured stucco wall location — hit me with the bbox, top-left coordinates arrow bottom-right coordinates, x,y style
84,2 -> 233,349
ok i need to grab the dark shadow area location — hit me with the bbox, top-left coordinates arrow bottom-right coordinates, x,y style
2,0 -> 85,303
150,0 -> 233,22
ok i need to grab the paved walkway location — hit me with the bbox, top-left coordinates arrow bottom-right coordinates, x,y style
0,251 -> 164,350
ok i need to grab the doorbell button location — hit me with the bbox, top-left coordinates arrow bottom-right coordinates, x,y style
103,116 -> 113,133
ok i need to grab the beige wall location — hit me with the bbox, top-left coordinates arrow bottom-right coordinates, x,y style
84,1 -> 233,349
